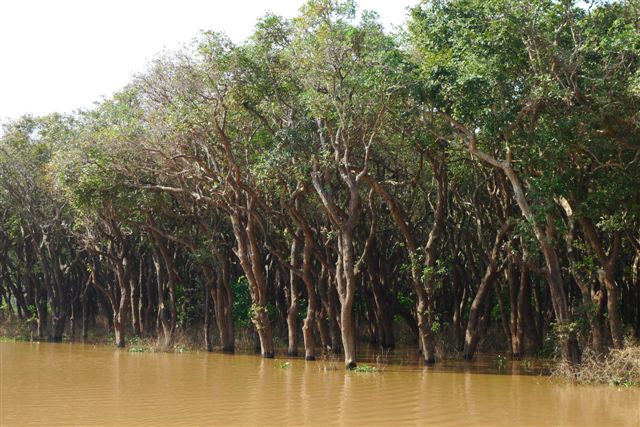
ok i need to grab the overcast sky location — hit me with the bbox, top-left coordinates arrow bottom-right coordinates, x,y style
0,0 -> 416,122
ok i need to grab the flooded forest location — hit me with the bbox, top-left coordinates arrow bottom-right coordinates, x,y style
1,0 -> 640,385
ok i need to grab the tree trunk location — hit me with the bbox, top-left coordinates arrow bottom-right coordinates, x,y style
300,229 -> 317,360
217,256 -> 235,352
579,219 -> 624,349
114,259 -> 130,348
155,237 -> 178,335
287,234 -> 300,356
361,153 -> 447,364
311,152 -> 362,368
506,257 -> 522,357
151,247 -> 172,349
230,200 -> 274,358
451,120 -> 580,364
315,265 -> 334,352
451,264 -> 466,351
81,292 -> 88,340
494,280 -> 513,353
203,272 -> 213,352
336,233 -> 357,369
463,222 -> 513,359
130,261 -> 141,337
516,266 -> 530,356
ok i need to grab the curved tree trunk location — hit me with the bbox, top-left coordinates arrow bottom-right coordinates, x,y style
230,200 -> 274,358
311,152 -> 362,368
361,157 -> 447,364
442,115 -> 580,364
579,219 -> 624,349
463,222 -> 514,359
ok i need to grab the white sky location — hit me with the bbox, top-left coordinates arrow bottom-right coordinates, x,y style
0,0 -> 416,123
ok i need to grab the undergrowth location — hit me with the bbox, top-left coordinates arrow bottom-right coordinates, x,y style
552,344 -> 640,387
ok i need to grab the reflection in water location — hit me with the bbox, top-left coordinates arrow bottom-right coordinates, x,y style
1,341 -> 638,426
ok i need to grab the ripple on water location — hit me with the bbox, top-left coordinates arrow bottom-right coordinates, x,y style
1,341 -> 639,426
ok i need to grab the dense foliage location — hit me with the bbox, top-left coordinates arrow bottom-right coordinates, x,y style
1,0 -> 639,368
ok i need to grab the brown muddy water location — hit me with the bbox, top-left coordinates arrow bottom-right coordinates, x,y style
1,341 -> 638,426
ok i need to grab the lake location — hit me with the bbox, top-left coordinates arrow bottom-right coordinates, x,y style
1,341 -> 638,426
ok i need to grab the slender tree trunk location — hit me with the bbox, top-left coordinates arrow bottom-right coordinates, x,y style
579,219 -> 624,349
449,120 -> 580,364
203,269 -> 213,352
361,154 -> 446,364
287,234 -> 300,356
516,266 -> 529,356
36,291 -> 48,340
633,251 -> 640,340
230,201 -> 274,358
336,233 -> 357,369
452,264 -> 466,351
113,259 -> 130,348
360,192 -> 394,350
129,259 -> 142,337
463,222 -> 513,359
311,153 -> 362,368
151,247 -> 172,349
506,257 -> 522,357
81,291 -> 89,340
315,265 -> 332,352
506,170 -> 579,364
142,261 -> 154,336
70,302 -> 76,340
155,237 -> 177,335
494,280 -> 513,353
217,256 -> 235,352
317,257 -> 341,354
130,276 -> 141,337
300,230 -> 317,360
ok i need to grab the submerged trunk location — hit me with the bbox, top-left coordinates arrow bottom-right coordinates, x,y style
287,235 -> 300,357
230,199 -> 274,358
317,265 -> 339,353
151,247 -> 172,349
579,220 -> 624,350
505,257 -> 523,358
311,152 -> 362,368
336,232 -> 357,369
454,124 -> 580,364
81,292 -> 89,340
215,255 -> 235,353
361,150 -> 447,363
130,262 -> 141,337
204,278 -> 213,352
463,222 -> 513,360
114,259 -> 130,348
300,229 -> 317,360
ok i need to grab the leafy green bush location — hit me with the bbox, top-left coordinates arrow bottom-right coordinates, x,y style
232,276 -> 252,327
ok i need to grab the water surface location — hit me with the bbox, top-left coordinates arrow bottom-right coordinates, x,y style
1,341 -> 638,426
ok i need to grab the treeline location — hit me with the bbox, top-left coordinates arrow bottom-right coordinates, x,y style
1,0 -> 639,368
